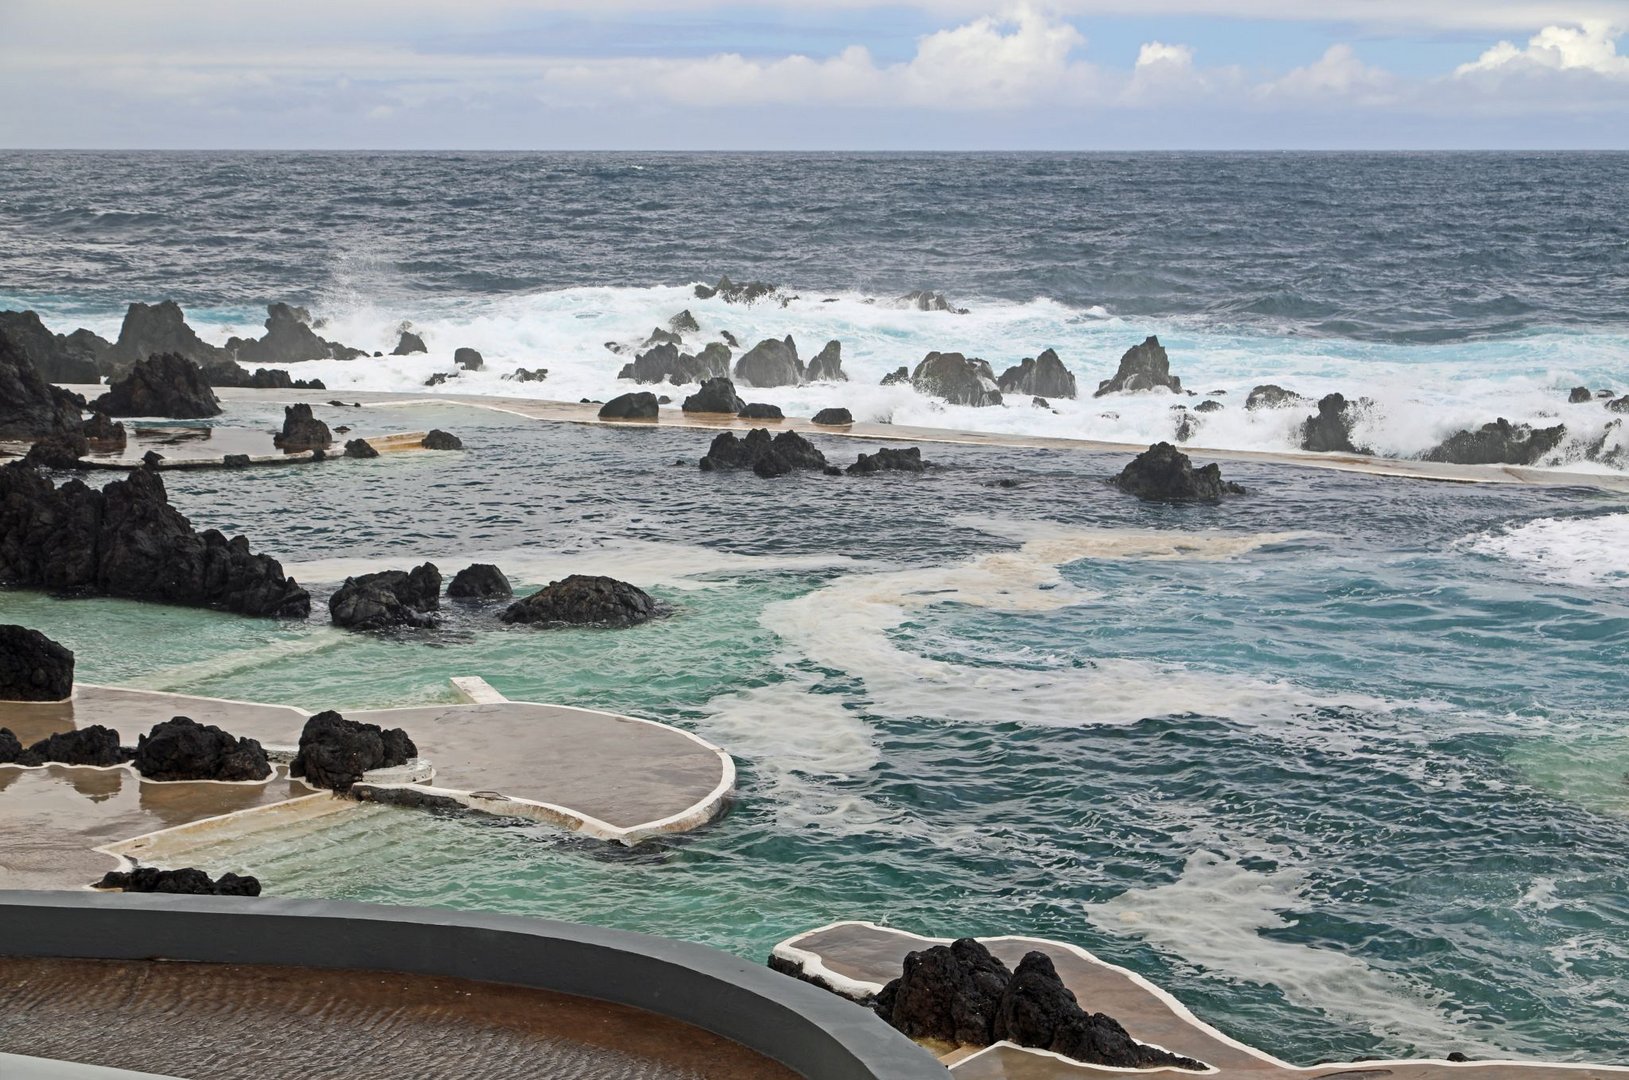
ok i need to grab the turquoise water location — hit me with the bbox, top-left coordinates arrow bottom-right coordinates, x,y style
5,404 -> 1629,1066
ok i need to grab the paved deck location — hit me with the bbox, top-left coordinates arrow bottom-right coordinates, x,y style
774,922 -> 1629,1080
0,956 -> 797,1080
0,680 -> 735,889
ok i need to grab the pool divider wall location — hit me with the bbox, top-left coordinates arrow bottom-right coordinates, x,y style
0,892 -> 947,1080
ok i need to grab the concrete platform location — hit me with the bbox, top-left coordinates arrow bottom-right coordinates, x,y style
774,922 -> 1629,1080
0,678 -> 735,890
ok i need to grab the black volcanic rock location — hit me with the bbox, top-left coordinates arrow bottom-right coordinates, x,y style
96,353 -> 221,419
0,729 -> 23,763
683,376 -> 745,414
1568,386 -> 1593,404
899,290 -> 967,313
0,625 -> 74,701
1112,442 -> 1243,502
1246,384 -> 1306,410
448,563 -> 512,601
0,463 -> 310,617
670,342 -> 732,384
422,429 -> 463,450
228,303 -> 362,365
874,939 -> 1012,1046
290,710 -> 417,792
23,432 -> 89,469
805,340 -> 846,382
700,429 -> 826,474
912,352 -> 1002,407
998,349 -> 1077,399
1095,336 -> 1181,396
0,325 -> 86,441
1299,393 -> 1365,454
133,715 -> 271,782
848,446 -> 925,474
504,367 -> 549,383
97,867 -> 261,896
502,574 -> 658,628
1195,399 -> 1224,414
644,327 -> 683,349
694,275 -> 777,304
273,403 -> 332,452
734,336 -> 803,388
880,366 -> 910,386
454,347 -> 484,370
343,438 -> 378,458
0,310 -> 102,383
812,407 -> 853,425
669,309 -> 700,333
738,402 -> 783,420
102,301 -> 231,379
82,411 -> 127,452
19,724 -> 128,767
1423,418 -> 1567,466
1606,394 -> 1629,414
329,563 -> 441,630
600,391 -> 660,419
627,342 -> 680,384
392,329 -> 427,355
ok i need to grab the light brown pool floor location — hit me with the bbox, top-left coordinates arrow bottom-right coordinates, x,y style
0,956 -> 798,1080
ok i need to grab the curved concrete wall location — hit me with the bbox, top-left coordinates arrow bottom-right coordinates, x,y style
0,892 -> 946,1080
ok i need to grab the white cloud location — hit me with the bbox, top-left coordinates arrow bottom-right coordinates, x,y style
1455,22 -> 1629,77
1260,44 -> 1397,103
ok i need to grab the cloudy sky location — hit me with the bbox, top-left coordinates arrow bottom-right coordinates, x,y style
4,0 -> 1628,149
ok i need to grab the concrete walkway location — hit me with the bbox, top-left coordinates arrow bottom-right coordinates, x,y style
774,922 -> 1629,1080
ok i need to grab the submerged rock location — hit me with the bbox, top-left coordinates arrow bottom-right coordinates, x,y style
448,563 -> 512,601
392,329 -> 427,355
422,429 -> 463,450
805,340 -> 846,382
0,326 -> 91,441
682,376 -> 745,414
1111,442 -> 1244,502
95,352 -> 221,419
454,347 -> 484,371
812,407 -> 853,426
501,574 -> 658,628
694,275 -> 777,304
0,625 -> 74,701
423,372 -> 455,387
912,352 -> 1002,407
0,463 -> 310,617
16,724 -> 129,767
1245,384 -> 1306,410
599,391 -> 659,419
998,349 -> 1077,399
133,716 -> 271,782
848,446 -> 926,474
329,563 -> 442,630
875,939 -> 1011,1046
1423,418 -> 1566,466
1095,336 -> 1181,397
273,403 -> 332,452
97,867 -> 261,896
738,402 -> 783,420
290,710 -> 418,792
0,309 -> 103,383
734,336 -> 803,388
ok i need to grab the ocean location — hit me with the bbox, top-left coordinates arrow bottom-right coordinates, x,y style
2,152 -> 1628,1066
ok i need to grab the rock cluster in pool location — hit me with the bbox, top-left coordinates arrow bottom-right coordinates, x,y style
96,866 -> 262,896
290,710 -> 418,792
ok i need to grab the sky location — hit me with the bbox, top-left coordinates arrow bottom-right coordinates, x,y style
3,0 -> 1629,149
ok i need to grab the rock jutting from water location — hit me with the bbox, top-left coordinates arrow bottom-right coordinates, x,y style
694,275 -> 777,304
101,300 -> 232,380
96,867 -> 262,896
22,432 -> 88,470
1245,384 -> 1306,410
95,352 -> 221,419
0,326 -> 90,441
812,407 -> 853,425
899,290 -> 968,314
227,303 -> 364,365
1111,442 -> 1244,502
132,715 -> 272,782
683,376 -> 745,414
997,349 -> 1077,399
0,310 -> 104,383
454,347 -> 483,370
392,328 -> 427,355
669,309 -> 700,333
805,340 -> 846,382
912,352 -> 1003,407
501,574 -> 659,628
343,438 -> 379,458
880,366 -> 910,386
504,367 -> 548,383
599,391 -> 660,419
1298,392 -> 1367,454
422,429 -> 463,450
273,403 -> 332,452
329,563 -> 442,630
448,563 -> 512,601
1423,418 -> 1567,466
3,724 -> 129,767
848,446 -> 926,474
699,428 -> 827,477
289,710 -> 418,792
0,462 -> 311,617
81,411 -> 126,451
734,336 -> 803,388
0,625 -> 74,701
1568,386 -> 1593,404
738,402 -> 783,420
1095,336 -> 1182,397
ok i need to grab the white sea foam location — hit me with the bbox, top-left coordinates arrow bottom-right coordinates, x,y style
1085,848 -> 1505,1056
108,284 -> 1629,474
1463,513 -> 1629,588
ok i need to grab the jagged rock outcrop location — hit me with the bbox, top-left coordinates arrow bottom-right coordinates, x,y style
23,432 -> 88,469
272,403 -> 332,452
694,275 -> 777,304
0,625 -> 74,701
1194,399 -> 1224,414
227,303 -> 363,365
10,724 -> 128,767
328,563 -> 441,630
806,340 -> 846,382
848,447 -> 925,474
95,353 -> 221,419
899,290 -> 967,314
1607,394 -> 1629,414
448,563 -> 512,601
669,309 -> 700,333
624,342 -> 680,384
132,715 -> 271,782
735,336 -> 803,388
392,329 -> 427,355
424,372 -> 455,387
96,867 -> 261,896
501,574 -> 659,628
504,367 -> 549,383
670,342 -> 732,385
212,365 -> 326,390
422,429 -> 463,450
875,939 -> 1012,1046
343,438 -> 378,459
812,407 -> 853,425
1423,418 -> 1567,466
881,367 -> 911,386
80,412 -> 126,452
1246,384 -> 1306,410
998,349 -> 1077,399
738,402 -> 783,420
1095,336 -> 1181,397
683,377 -> 745,414
290,710 -> 418,792
599,392 -> 659,420
0,310 -> 103,383
912,352 -> 1002,407
1299,393 -> 1365,454
101,301 -> 231,379
0,327 -> 86,440
645,327 -> 682,349
0,463 -> 310,617
1568,386 -> 1593,404
699,429 -> 827,477
454,347 -> 483,370
1111,442 -> 1243,502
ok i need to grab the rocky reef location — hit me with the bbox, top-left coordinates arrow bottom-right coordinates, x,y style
502,574 -> 658,628
699,428 -> 828,477
0,724 -> 128,767
848,446 -> 926,474
912,352 -> 1003,407
1112,442 -> 1244,502
694,275 -> 777,304
227,303 -> 363,365
998,349 -> 1077,399
1095,336 -> 1181,396
1423,418 -> 1566,466
0,326 -> 86,441
329,563 -> 442,630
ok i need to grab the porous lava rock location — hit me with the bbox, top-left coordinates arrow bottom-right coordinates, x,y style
1095,336 -> 1181,396
289,710 -> 417,792
422,429 -> 463,450
998,349 -> 1077,399
0,625 -> 74,701
847,446 -> 925,474
97,867 -> 262,896
682,376 -> 745,414
273,403 -> 332,452
1111,442 -> 1244,502
501,574 -> 658,628
448,563 -> 512,601
328,563 -> 442,630
133,715 -> 271,782
95,352 -> 221,419
599,392 -> 659,419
